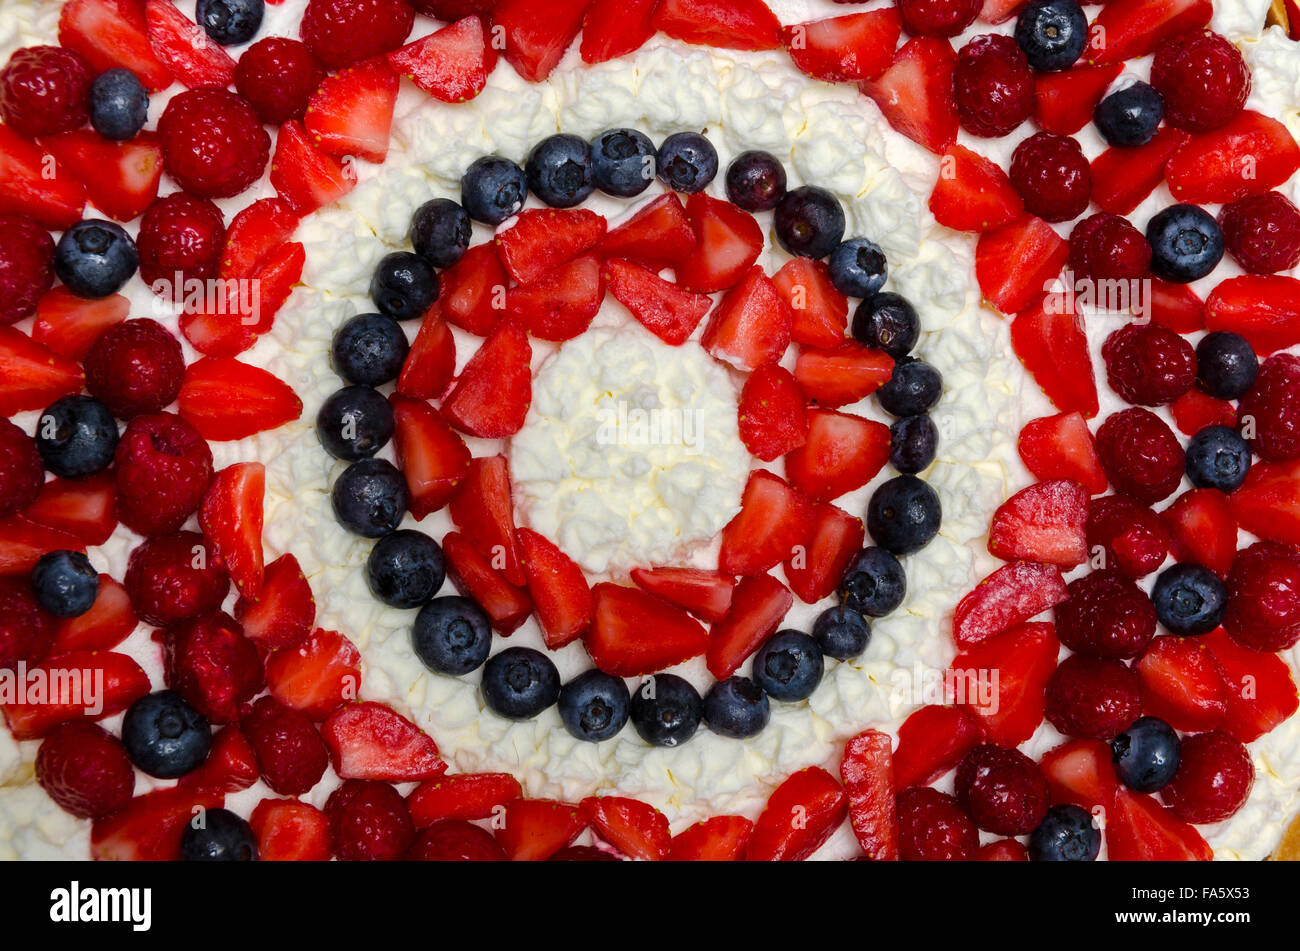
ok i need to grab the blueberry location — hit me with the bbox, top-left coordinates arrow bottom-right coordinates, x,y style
331,313 -> 409,387
827,238 -> 888,299
122,691 -> 211,779
412,596 -> 492,675
812,606 -> 872,661
877,358 -> 943,416
851,293 -> 920,358
180,807 -> 258,861
656,132 -> 718,194
837,547 -> 907,617
1146,204 -> 1224,283
54,220 -> 137,298
1110,716 -> 1181,793
1027,804 -> 1100,861
703,676 -> 770,738
367,529 -> 445,609
1196,331 -> 1258,400
630,673 -> 703,747
752,630 -> 824,702
1014,0 -> 1088,72
481,647 -> 561,720
774,185 -> 846,260
558,669 -> 631,742
525,134 -> 595,208
1151,563 -> 1227,636
332,458 -> 408,538
867,475 -> 942,556
34,396 -> 118,478
461,155 -> 527,225
410,198 -> 472,269
196,0 -> 263,46
724,150 -> 787,212
1185,424 -> 1251,492
31,550 -> 98,618
1094,82 -> 1165,147
89,69 -> 148,141
590,128 -> 656,198
370,251 -> 438,322
316,385 -> 394,461
890,415 -> 938,474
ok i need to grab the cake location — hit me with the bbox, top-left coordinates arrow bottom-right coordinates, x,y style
0,0 -> 1299,862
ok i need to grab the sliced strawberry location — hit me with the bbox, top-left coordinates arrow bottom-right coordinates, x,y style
581,0 -> 658,63
388,15 -> 498,103
1162,488 -> 1237,578
442,531 -> 533,634
771,258 -> 849,349
605,258 -> 712,346
270,120 -> 358,216
1108,788 -> 1212,861
0,125 -> 86,230
497,209 -> 606,286
858,37 -> 958,155
784,409 -> 891,504
199,462 -> 265,600
442,324 -> 532,438
304,57 -> 399,164
951,621 -> 1060,746
90,787 -> 224,861
977,216 -> 1069,317
448,455 -> 524,587
1231,459 -> 1300,548
840,730 -> 899,861
177,297 -> 255,358
58,0 -> 173,91
234,553 -> 315,651
746,766 -> 847,861
1205,275 -> 1300,356
265,627 -> 362,721
438,242 -> 509,337
2,650 -> 149,740
783,8 -> 901,83
705,573 -> 794,680
505,255 -> 604,342
1040,738 -> 1118,812
517,527 -> 593,649
408,773 -> 523,826
628,567 -> 735,623
668,815 -> 754,861
1010,296 -> 1099,417
1031,63 -> 1122,136
493,0 -> 589,81
952,562 -> 1069,647
249,798 -> 331,862
220,198 -> 299,281
988,479 -> 1090,568
655,0 -> 782,50
980,0 -> 1029,23
718,470 -> 816,576
144,0 -> 236,88
31,287 -> 128,362
930,144 -> 1024,233
1203,627 -> 1300,743
0,517 -> 85,577
39,130 -> 162,224
178,357 -> 302,441
737,364 -> 807,461
1170,389 -> 1235,438
1136,635 -> 1229,733
675,193 -> 764,294
1085,0 -> 1213,66
0,325 -> 83,417
397,310 -> 456,400
390,394 -> 471,519
1090,127 -> 1190,216
495,799 -> 586,861
599,193 -> 696,270
1148,276 -> 1206,334
322,701 -> 446,783
793,342 -> 893,408
1167,111 -> 1300,205
701,266 -> 793,371
892,704 -> 984,790
585,583 -> 710,677
784,502 -> 865,605
178,724 -> 259,795
24,472 -> 116,546
244,243 -> 303,335
49,575 -> 136,655
1018,412 -> 1107,495
581,796 -> 670,861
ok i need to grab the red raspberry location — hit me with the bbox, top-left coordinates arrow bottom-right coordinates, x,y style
84,319 -> 185,420
955,34 -> 1033,138
0,45 -> 91,138
954,743 -> 1050,836
897,0 -> 981,38
408,820 -> 508,861
1095,407 -> 1185,504
113,412 -> 214,536
0,417 -> 44,518
1161,730 -> 1254,823
300,0 -> 415,70
35,721 -> 134,819
158,89 -> 271,200
0,214 -> 54,325
1218,191 -> 1300,275
1009,131 -> 1091,223
1239,353 -> 1300,461
896,787 -> 979,861
1224,541 -> 1300,652
159,611 -> 264,724
1151,30 -> 1250,133
1068,213 -> 1152,281
234,37 -> 326,125
1055,569 -> 1158,659
1102,322 -> 1197,407
1085,495 -> 1170,579
0,577 -> 53,671
137,193 -> 227,297
125,531 -> 230,627
240,696 -> 329,796
325,779 -> 415,861
1044,653 -> 1142,739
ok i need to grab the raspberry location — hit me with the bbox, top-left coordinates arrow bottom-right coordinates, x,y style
1224,541 -> 1300,652
241,696 -> 329,796
0,417 -> 44,518
955,34 -> 1034,138
1161,730 -> 1254,823
954,743 -> 1050,836
1095,407 -> 1185,505
1239,353 -> 1300,462
137,193 -> 227,297
895,787 -> 979,861
0,577 -> 53,671
1150,30 -> 1250,133
1045,653 -> 1142,739
35,721 -> 134,819
159,611 -> 263,724
1218,191 -> 1300,274
113,413 -> 214,537
1009,131 -> 1091,223
0,214 -> 54,326
325,779 -> 415,861
300,0 -> 415,70
125,531 -> 230,627
408,820 -> 508,861
1102,322 -> 1197,407
84,319 -> 185,420
1085,495 -> 1170,579
234,37 -> 326,125
897,0 -> 981,38
1055,569 -> 1158,659
0,45 -> 91,138
158,89 -> 271,200
1068,212 -> 1152,281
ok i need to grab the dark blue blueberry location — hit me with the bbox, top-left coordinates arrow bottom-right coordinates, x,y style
851,293 -> 919,358
34,395 -> 118,478
1147,204 -> 1224,283
703,676 -> 770,739
837,547 -> 907,617
1185,424 -> 1251,492
812,606 -> 872,661
54,220 -> 137,298
196,0 -> 264,46
410,198 -> 472,269
1151,563 -> 1227,636
1110,716 -> 1181,793
1028,804 -> 1101,861
558,669 -> 631,742
331,313 -> 409,387
752,630 -> 824,702
370,251 -> 438,322
867,475 -> 942,555
525,134 -> 595,208
461,155 -> 527,225
1094,82 -> 1165,147
31,550 -> 98,619
878,358 -> 943,417
656,132 -> 718,194
890,415 -> 938,474
774,185 -> 846,259
89,69 -> 148,141
1196,331 -> 1258,400
591,128 -> 656,197
828,238 -> 888,299
482,647 -> 561,720
412,596 -> 492,675
630,673 -> 703,747
122,690 -> 211,779
316,385 -> 394,461
1014,0 -> 1088,72
724,149 -> 787,212
331,458 -> 408,538
180,808 -> 258,861
367,529 -> 444,609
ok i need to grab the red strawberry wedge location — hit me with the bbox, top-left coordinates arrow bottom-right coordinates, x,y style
977,216 -> 1069,316
840,730 -> 899,861
390,394 -> 471,519
322,701 -> 446,783
0,326 -> 84,417
793,341 -> 894,407
505,255 -> 604,342
718,470 -> 815,576
449,455 -> 525,587
269,120 -> 358,216
738,364 -> 808,461
1040,739 -> 1118,812
32,288 -> 129,362
783,9 -> 902,83
249,799 -> 331,862
1167,111 -> 1300,205
1205,275 -> 1300,356
1085,0 -> 1213,66
675,194 -> 764,294
654,0 -> 783,51
706,573 -> 794,680
1232,460 -> 1300,548
980,0 -> 1030,23
443,532 -> 533,634
304,57 -> 400,164
581,796 -> 671,862
1107,788 -> 1212,861
265,627 -> 362,721
178,358 -> 302,441
746,767 -> 848,861
397,309 -> 456,400
2,650 -> 149,741
988,479 -> 1090,568
0,518 -> 87,577
1136,635 -> 1229,733
388,15 -> 498,103
495,799 -> 587,861
952,561 -> 1069,647
784,503 -> 865,605
1090,127 -> 1190,216
39,130 -> 163,224
1148,276 -> 1206,335
892,704 -> 985,790
1010,298 -> 1099,418
950,621 -> 1059,747
144,0 -> 236,88
0,127 -> 87,230
629,567 -> 736,623
929,144 -> 1023,233
1203,628 -> 1299,743
859,38 -> 959,155
220,198 -> 300,281
441,324 -> 532,438
91,787 -> 224,862
581,0 -> 659,64
599,194 -> 697,270
497,209 -> 607,286
1032,63 -> 1122,136
701,266 -> 793,371
1163,488 -> 1237,578
784,409 -> 891,503
49,575 -> 137,655
1018,412 -> 1108,495
516,528 -> 593,649
408,772 -> 523,826
585,583 -> 710,677
199,462 -> 266,600
605,259 -> 713,346
668,815 -> 754,860
234,553 -> 316,651
493,0 -> 590,82
772,258 -> 849,348
59,0 -> 173,91
437,242 -> 509,336
179,723 -> 260,795
24,473 -> 117,546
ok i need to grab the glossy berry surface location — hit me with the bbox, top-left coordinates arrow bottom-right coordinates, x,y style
774,185 -> 845,259
1027,804 -> 1100,861
158,88 -> 271,199
955,33 -> 1033,138
897,787 -> 979,861
1013,0 -> 1088,72
1095,408 -> 1185,505
331,313 -> 409,387
752,630 -> 824,702
1093,82 -> 1164,147
412,596 -> 492,675
89,68 -> 148,141
724,149 -> 787,212
897,0 -> 980,37
410,198 -> 471,269
1102,323 -> 1196,407
867,475 -> 941,555
370,251 -> 437,322
877,358 -> 943,417
54,220 -> 138,299
34,395 -> 119,479
366,529 -> 444,609
124,532 -> 229,627
591,128 -> 656,198
525,134 -> 595,208
837,547 -> 906,617
316,385 -> 394,461
1009,132 -> 1091,223
1055,569 -> 1157,659
1044,654 -> 1142,740
828,238 -> 887,299
889,415 -> 938,475
180,807 -> 259,861
851,293 -> 919,358
0,45 -> 90,138
461,156 -> 527,225
35,722 -> 134,820
197,0 -> 265,46
0,420 -> 42,517
1162,730 -> 1254,824
85,319 -> 185,420
558,669 -> 630,742
1146,204 -> 1224,283
1184,425 -> 1251,493
31,550 -> 98,619
1068,213 -> 1152,282
122,691 -> 212,779
1196,331 -> 1257,400
1239,354 -> 1300,462
656,132 -> 718,194
325,779 -> 414,861
630,673 -> 703,747
1218,191 -> 1300,275
331,458 -> 408,537
1150,29 -> 1250,133
1224,542 -> 1300,652
234,36 -> 326,125
955,743 -> 1050,835
0,214 -> 54,326
1110,716 -> 1180,793
812,606 -> 872,661
481,647 -> 561,720
703,676 -> 771,738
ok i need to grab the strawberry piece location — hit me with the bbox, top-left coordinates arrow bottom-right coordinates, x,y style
397,311 -> 456,400
771,258 -> 848,349
783,8 -> 901,82
980,0 -> 1029,23
493,0 -> 589,81
0,126 -> 86,230
1162,488 -> 1237,578
585,583 -> 710,677
388,15 -> 498,103
220,198 -> 299,281
408,773 -> 523,826
517,527 -> 593,649
1147,276 -> 1206,334
144,0 -> 236,88
228,241 -> 303,335
746,767 -> 848,861
705,573 -> 794,680
599,193 -> 696,270
701,266 -> 793,371
497,209 -> 607,286
24,472 -> 117,546
738,364 -> 808,461
929,144 -> 1023,233
1203,627 -> 1299,743
1232,459 -> 1300,548
49,575 -> 136,655
784,409 -> 891,503
448,455 -> 524,587
58,0 -> 173,91
443,325 -> 532,438
581,0 -> 658,63
840,730 -> 899,861
234,553 -> 315,650
199,463 -> 265,600
976,216 -> 1069,316
654,0 -> 782,50
0,325 -> 83,416
177,299 -> 255,358
1010,297 -> 1099,418
988,479 -> 1090,568
784,502 -> 865,604
1205,275 -> 1300,356
581,796 -> 671,861
31,288 -> 128,362
1039,738 -> 1118,811
892,704 -> 984,790
304,57 -> 399,164
718,470 -> 815,576
178,724 -> 259,795
270,120 -> 358,216
390,393 -> 471,519
495,799 -> 586,861
858,37 -> 958,155
265,627 -> 362,721
322,701 -> 446,783
1108,788 -> 1212,861
1018,412 -> 1107,495
178,357 -> 302,441
2,650 -> 149,740
0,517 -> 85,577
90,787 -> 224,861
39,130 -> 162,224
1170,388 -> 1235,437
952,562 -> 1069,647
793,342 -> 894,407
1167,111 -> 1300,205
1136,635 -> 1229,732
1090,127 -> 1190,216
977,839 -> 1029,860
1032,63 -> 1122,136
438,242 -> 509,337
675,193 -> 763,294
604,258 -> 712,346
506,254 -> 605,341
628,567 -> 735,623
668,815 -> 754,860
1085,0 -> 1213,66
249,798 -> 331,861
951,621 -> 1060,746
442,531 -> 533,634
